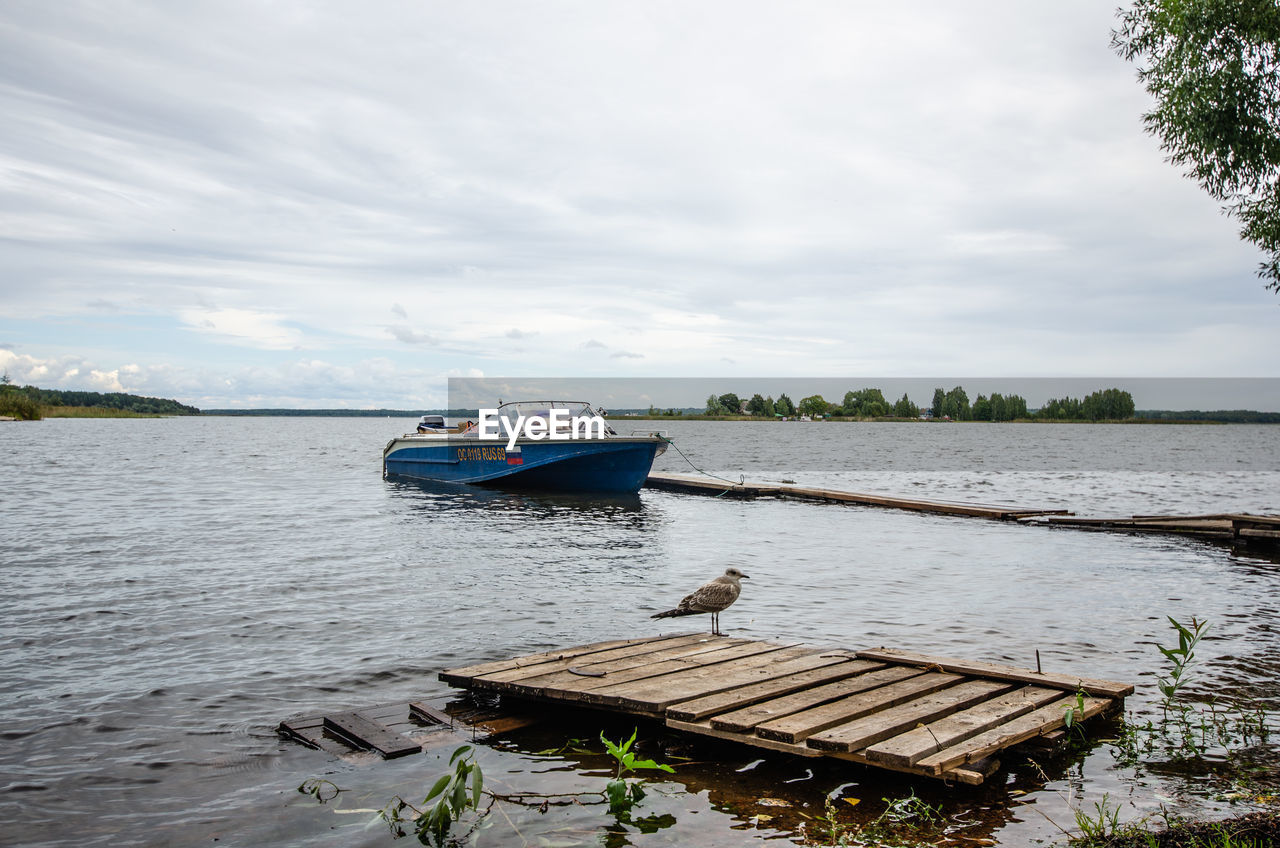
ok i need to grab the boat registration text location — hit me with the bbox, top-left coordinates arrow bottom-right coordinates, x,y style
458,446 -> 507,462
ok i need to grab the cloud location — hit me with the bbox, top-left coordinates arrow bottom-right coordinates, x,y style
390,303 -> 408,319
582,339 -> 608,349
387,324 -> 439,345
177,308 -> 306,350
610,350 -> 644,359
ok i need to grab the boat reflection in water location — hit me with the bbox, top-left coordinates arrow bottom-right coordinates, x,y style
383,401 -> 667,494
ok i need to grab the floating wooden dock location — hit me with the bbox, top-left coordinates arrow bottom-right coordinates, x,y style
644,473 -> 1280,548
644,472 -> 1071,520
438,633 -> 1132,785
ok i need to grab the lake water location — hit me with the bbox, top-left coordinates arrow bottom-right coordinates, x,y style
3,417 -> 1279,846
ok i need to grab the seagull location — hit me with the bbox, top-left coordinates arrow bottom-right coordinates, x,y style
650,568 -> 750,635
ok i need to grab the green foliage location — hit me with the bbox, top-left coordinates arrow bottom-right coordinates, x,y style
601,728 -> 674,815
746,393 -> 774,416
892,392 -> 920,418
805,790 -> 943,847
1072,793 -> 1123,843
296,778 -> 342,804
1156,615 -> 1208,703
973,392 -> 1030,421
1040,388 -> 1136,421
1111,616 -> 1273,768
717,393 -> 742,415
1113,0 -> 1280,291
797,394 -> 830,418
381,745 -> 485,845
930,386 -> 971,420
0,383 -> 42,420
775,393 -> 796,416
368,733 -> 675,845
839,388 -> 888,418
11,385 -> 200,415
705,393 -> 727,415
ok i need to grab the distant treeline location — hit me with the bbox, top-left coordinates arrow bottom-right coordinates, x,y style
700,386 -> 1142,421
2,384 -> 200,417
1135,409 -> 1280,423
200,408 -> 477,417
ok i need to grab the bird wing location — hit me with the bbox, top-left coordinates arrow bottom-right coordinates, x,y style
678,577 -> 740,613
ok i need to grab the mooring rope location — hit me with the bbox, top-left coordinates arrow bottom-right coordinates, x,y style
656,435 -> 745,496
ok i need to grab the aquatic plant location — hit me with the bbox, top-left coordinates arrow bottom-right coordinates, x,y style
371,730 -> 675,845
601,728 -> 675,815
801,789 -> 943,846
380,745 -> 487,845
1111,616 -> 1273,768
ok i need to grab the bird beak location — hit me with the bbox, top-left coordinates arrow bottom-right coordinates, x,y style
741,574 -> 751,579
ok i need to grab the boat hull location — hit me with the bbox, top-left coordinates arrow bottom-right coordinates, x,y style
382,436 -> 662,493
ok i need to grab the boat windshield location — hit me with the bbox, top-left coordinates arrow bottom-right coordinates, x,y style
492,401 -> 612,437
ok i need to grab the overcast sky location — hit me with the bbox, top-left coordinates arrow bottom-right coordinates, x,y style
2,1 -> 1277,410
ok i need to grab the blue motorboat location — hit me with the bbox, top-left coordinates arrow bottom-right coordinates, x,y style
382,401 -> 667,493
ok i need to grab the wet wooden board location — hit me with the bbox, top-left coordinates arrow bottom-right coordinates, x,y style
855,648 -> 1135,698
645,473 -> 1069,520
323,711 -> 422,759
439,635 -> 1132,784
710,665 -> 923,734
804,679 -> 1019,753
754,672 -> 965,743
668,657 -> 880,722
645,474 -> 1280,547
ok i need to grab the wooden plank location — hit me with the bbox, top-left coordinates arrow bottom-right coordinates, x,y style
860,684 -> 1064,766
667,657 -> 881,722
439,633 -> 698,683
755,672 -> 964,744
913,694 -> 1111,775
854,648 -> 1134,698
948,757 -> 1001,785
510,640 -> 796,696
777,485 -> 1032,519
322,712 -> 422,759
588,646 -> 817,713
408,702 -> 454,726
805,679 -> 1016,753
492,637 -> 757,688
710,666 -> 923,733
666,717 -> 822,757
1238,527 -> 1280,540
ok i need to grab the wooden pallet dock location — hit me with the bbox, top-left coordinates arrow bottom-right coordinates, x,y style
644,472 -> 1071,521
439,633 -> 1132,785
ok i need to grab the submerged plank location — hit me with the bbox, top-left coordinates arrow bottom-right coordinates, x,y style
805,679 -> 1015,753
854,648 -> 1134,698
323,712 -> 421,759
755,672 -> 964,744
